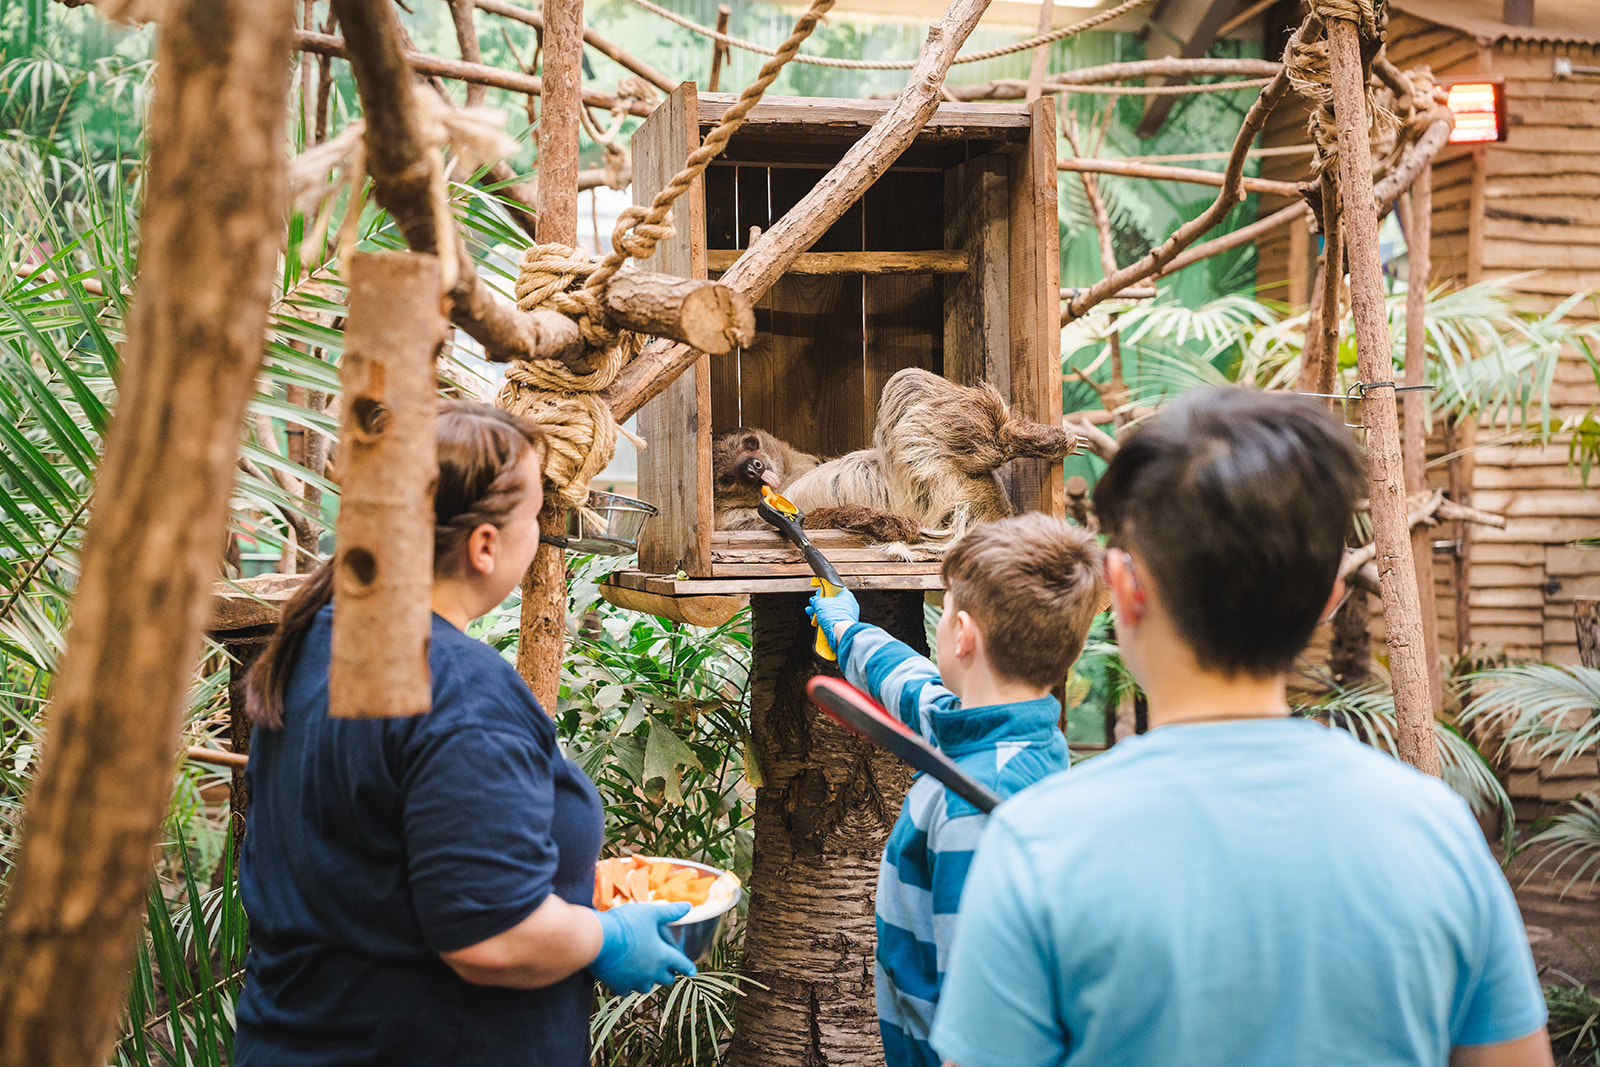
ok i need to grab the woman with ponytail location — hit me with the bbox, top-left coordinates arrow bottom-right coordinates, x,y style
235,401 -> 694,1066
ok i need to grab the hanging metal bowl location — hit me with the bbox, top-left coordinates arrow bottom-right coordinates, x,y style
547,490 -> 658,556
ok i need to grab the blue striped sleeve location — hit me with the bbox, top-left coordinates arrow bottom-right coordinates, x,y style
836,621 -> 959,742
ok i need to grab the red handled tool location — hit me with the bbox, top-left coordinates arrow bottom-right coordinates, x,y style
806,676 -> 1001,814
757,485 -> 846,662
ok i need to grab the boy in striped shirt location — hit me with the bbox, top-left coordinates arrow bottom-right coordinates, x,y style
808,513 -> 1104,1067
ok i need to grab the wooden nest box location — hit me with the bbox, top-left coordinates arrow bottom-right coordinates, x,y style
608,84 -> 1062,616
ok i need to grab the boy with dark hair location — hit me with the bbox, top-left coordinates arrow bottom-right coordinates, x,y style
932,387 -> 1551,1067
808,512 -> 1104,1067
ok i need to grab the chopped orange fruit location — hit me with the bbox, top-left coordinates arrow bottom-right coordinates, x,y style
591,854 -> 723,911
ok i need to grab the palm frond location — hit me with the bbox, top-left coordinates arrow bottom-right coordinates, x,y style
1298,681 -> 1515,838
1521,793 -> 1600,898
1458,664 -> 1600,771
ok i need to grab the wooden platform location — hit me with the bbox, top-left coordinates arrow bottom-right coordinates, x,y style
606,529 -> 945,596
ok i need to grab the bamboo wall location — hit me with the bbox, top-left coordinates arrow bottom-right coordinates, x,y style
1260,5 -> 1600,814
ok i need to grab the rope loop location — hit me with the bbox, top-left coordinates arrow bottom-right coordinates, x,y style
1310,0 -> 1380,37
503,0 -> 835,510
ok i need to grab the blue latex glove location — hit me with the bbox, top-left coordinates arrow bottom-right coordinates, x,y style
806,586 -> 860,652
590,901 -> 697,994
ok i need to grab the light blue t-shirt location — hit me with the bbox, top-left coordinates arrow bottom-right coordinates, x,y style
931,717 -> 1546,1067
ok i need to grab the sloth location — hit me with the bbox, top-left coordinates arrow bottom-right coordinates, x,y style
711,427 -> 925,543
711,368 -> 1079,546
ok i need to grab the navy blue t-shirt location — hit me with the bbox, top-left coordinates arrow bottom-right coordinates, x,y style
236,607 -> 605,1066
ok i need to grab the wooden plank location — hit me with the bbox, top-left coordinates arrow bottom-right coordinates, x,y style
1548,546 -> 1600,577
740,166 -> 867,458
1473,542 -> 1551,566
712,561 -> 940,577
715,528 -> 881,547
1545,574 -> 1600,605
1481,237 -> 1600,271
633,83 -> 713,577
712,546 -> 944,564
1484,149 -> 1600,177
708,249 -> 967,274
697,93 -> 1032,138
1468,587 -> 1546,609
1006,96 -> 1062,517
598,581 -> 746,627
942,154 -> 1010,392
1468,563 -> 1546,588
1469,489 -> 1600,519
1475,518 -> 1600,543
608,567 -> 945,595
1472,465 -> 1597,490
865,169 -> 944,440
706,163 -> 742,434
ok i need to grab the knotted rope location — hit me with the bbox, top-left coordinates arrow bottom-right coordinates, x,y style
1287,0 -> 1394,177
500,0 -> 836,511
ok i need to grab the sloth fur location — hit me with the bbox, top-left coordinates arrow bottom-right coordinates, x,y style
712,368 -> 1079,545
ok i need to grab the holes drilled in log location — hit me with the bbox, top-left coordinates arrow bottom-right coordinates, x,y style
350,396 -> 389,439
340,546 -> 379,592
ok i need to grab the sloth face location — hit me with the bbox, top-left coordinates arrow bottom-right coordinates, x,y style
713,429 -> 784,509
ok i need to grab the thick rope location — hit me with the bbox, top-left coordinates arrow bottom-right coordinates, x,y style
623,0 -> 1157,71
500,0 -> 834,510
585,0 -> 837,295
1288,0 -> 1393,177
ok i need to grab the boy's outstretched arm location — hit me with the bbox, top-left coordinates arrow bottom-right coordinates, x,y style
1450,1029 -> 1554,1067
809,588 -> 959,742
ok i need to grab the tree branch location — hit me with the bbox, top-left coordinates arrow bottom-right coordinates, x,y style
1061,23 -> 1305,323
292,29 -> 654,116
320,2 -> 590,372
472,0 -> 676,94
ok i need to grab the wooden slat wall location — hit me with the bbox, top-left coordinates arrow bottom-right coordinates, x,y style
633,83 -> 713,577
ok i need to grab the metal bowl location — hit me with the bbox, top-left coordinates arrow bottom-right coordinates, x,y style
561,490 -> 658,556
640,856 -> 742,963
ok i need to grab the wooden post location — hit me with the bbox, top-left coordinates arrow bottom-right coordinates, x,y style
1296,174 -> 1342,408
1577,597 -> 1599,670
729,592 -> 920,1067
518,0 -> 584,709
1024,0 -> 1055,103
1326,17 -> 1441,777
330,252 -> 444,719
1402,164 -> 1443,715
1444,413 -> 1474,653
709,5 -> 731,92
0,0 -> 295,1062
1578,596 -> 1598,779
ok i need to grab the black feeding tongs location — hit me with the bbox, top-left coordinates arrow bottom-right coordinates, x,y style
756,485 -> 847,662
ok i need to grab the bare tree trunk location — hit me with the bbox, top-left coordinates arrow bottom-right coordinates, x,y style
1578,597 -> 1600,779
1329,584 -> 1373,689
0,1 -> 295,1062
1402,164 -> 1443,714
729,592 -> 919,1067
447,0 -> 486,108
1296,176 -> 1342,408
1327,17 -> 1441,777
517,0 -> 583,710
330,252 -> 444,720
1577,597 -> 1599,671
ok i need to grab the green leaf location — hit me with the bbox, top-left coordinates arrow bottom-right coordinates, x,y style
643,718 -> 702,806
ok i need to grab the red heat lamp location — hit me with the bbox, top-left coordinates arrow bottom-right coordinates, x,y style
1444,81 -> 1508,144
